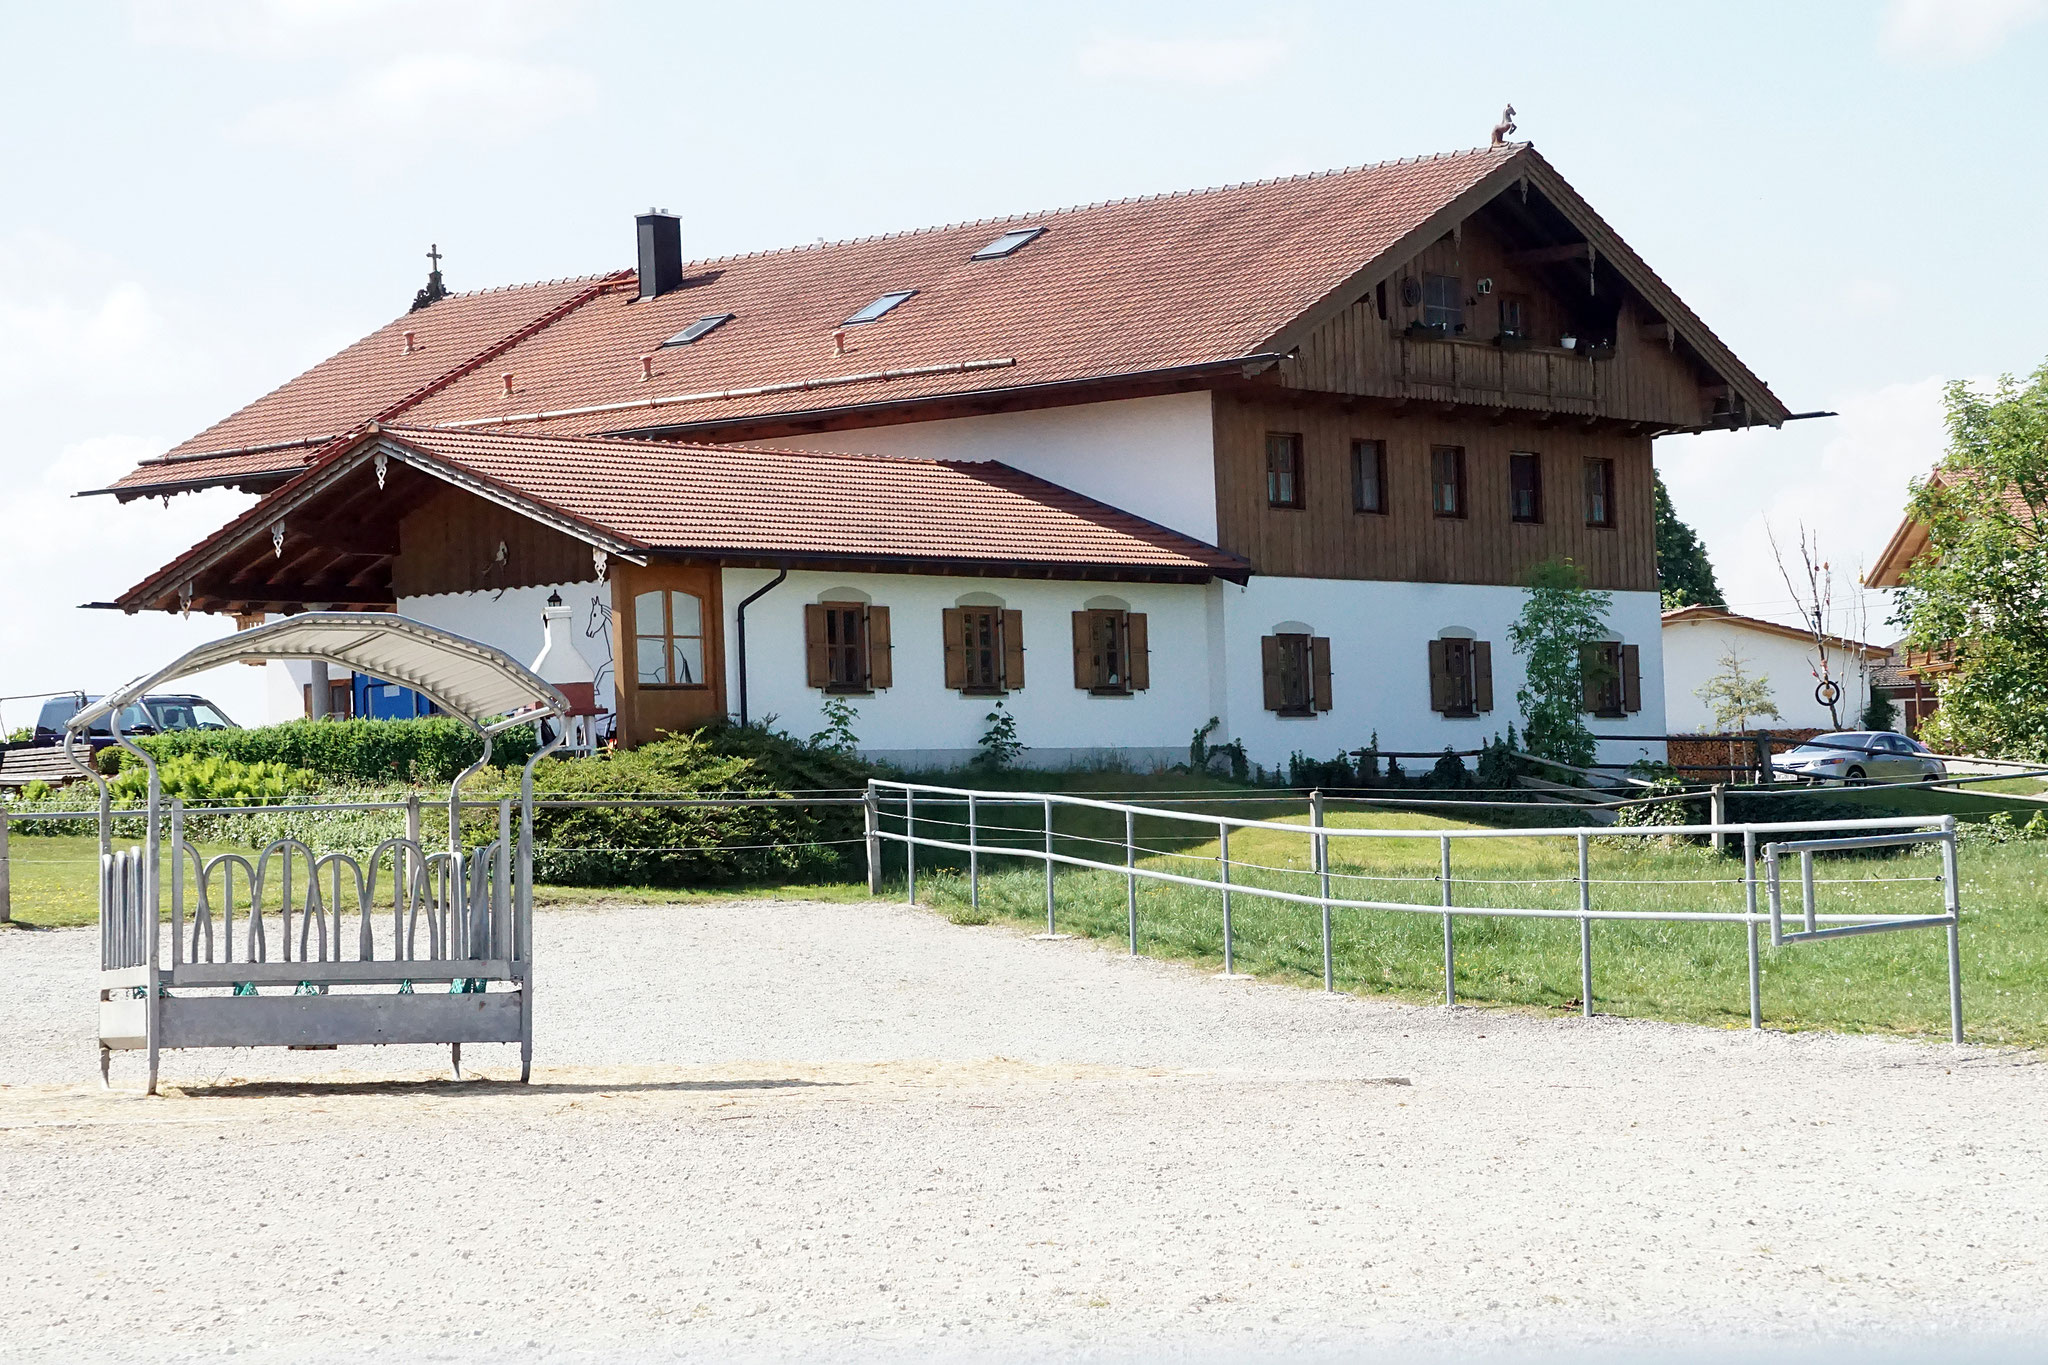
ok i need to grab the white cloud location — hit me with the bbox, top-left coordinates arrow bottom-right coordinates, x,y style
0,234 -> 173,404
1077,34 -> 1290,85
1881,0 -> 2046,64
1661,376 -> 1957,642
128,0 -> 583,58
235,53 -> 597,164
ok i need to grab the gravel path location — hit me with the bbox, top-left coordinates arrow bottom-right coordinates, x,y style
2,897 -> 2045,1363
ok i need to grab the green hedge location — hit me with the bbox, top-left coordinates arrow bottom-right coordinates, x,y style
120,718 -> 537,784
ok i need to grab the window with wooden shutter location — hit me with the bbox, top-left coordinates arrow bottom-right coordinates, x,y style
1509,452 -> 1543,523
1352,439 -> 1387,515
1580,641 -> 1625,717
805,602 -> 874,693
1431,446 -> 1466,519
946,606 -> 1018,693
1620,643 -> 1641,714
866,606 -> 892,690
1072,609 -> 1138,695
1583,457 -> 1615,528
1126,612 -> 1149,691
1428,637 -> 1493,717
1263,634 -> 1319,715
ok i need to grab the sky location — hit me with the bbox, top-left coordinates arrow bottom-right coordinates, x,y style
2,0 -> 2044,729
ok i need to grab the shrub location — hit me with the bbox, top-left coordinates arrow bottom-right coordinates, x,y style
1288,750 -> 1356,789
108,753 -> 316,806
1427,748 -> 1472,789
123,717 -> 538,784
476,731 -> 865,888
1859,690 -> 1900,733
974,701 -> 1023,771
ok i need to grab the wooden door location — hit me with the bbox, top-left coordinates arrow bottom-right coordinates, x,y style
611,562 -> 725,747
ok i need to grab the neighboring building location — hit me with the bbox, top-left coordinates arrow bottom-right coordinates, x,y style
93,141 -> 1792,770
1662,606 -> 1889,734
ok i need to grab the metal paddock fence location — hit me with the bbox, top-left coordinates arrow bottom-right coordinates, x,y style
862,779 -> 1968,1043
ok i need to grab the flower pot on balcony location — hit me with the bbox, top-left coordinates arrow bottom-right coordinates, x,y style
1405,321 -> 1449,340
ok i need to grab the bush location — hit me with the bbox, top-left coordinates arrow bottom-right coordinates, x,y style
1427,747 -> 1472,789
1288,750 -> 1356,789
122,717 -> 538,784
477,730 -> 868,888
109,753 -> 316,806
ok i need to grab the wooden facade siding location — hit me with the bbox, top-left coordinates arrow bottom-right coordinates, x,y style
392,485 -> 598,598
1212,393 -> 1658,592
1275,219 -> 1709,429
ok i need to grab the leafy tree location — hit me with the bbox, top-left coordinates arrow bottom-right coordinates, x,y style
1898,361 -> 2048,759
1694,647 -> 1781,733
1859,689 -> 1899,733
1508,559 -> 1613,768
1654,470 -> 1723,609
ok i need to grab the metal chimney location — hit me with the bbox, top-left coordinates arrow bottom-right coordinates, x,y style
636,209 -> 683,300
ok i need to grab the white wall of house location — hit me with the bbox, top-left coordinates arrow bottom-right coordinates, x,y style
741,392 -> 1220,544
398,579 -> 618,714
1213,579 -> 1669,772
1663,617 -> 1880,734
723,567 -> 1213,770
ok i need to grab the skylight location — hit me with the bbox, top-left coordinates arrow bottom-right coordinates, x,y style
843,290 -> 917,325
662,313 -> 735,347
971,227 -> 1045,260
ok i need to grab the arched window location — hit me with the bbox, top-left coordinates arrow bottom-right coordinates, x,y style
633,587 -> 706,688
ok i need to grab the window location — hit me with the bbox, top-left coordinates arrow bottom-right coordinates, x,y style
805,602 -> 892,693
971,227 -> 1046,260
1261,632 -> 1332,715
662,313 -> 734,347
633,588 -> 706,687
843,290 -> 917,325
1510,451 -> 1543,524
1351,439 -> 1387,514
1422,273 -> 1464,332
1579,641 -> 1642,718
1498,293 -> 1530,339
1428,637 -> 1494,718
1431,445 -> 1466,518
1584,457 -> 1616,527
1266,432 -> 1304,508
943,606 -> 1023,693
1072,610 -> 1149,695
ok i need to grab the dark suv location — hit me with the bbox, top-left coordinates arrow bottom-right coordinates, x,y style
29,693 -> 238,748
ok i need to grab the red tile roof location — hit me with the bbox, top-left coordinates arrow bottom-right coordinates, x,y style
108,147 -> 1534,497
116,425 -> 1249,611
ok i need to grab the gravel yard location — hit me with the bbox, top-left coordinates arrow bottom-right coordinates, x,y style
2,896 -> 2045,1363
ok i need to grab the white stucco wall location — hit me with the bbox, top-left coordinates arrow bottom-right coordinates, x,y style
740,391 -> 1220,544
1663,618 -> 1879,733
398,580 -> 618,714
724,567 -> 1213,769
1213,579 -> 1669,771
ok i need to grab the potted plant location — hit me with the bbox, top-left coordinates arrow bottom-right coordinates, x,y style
1559,332 -> 1578,351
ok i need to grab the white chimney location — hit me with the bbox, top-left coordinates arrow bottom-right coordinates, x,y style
532,591 -> 597,719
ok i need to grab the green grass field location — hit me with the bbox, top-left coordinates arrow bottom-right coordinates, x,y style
9,777 -> 2044,1048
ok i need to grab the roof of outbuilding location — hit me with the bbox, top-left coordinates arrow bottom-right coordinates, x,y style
1660,604 -> 1891,656
114,425 -> 1249,612
101,142 -> 1788,500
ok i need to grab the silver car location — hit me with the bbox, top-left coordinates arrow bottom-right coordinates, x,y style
1776,731 -> 1946,785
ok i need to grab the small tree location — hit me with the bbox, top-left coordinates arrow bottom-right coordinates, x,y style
807,696 -> 860,755
1859,689 -> 1900,733
973,700 -> 1023,771
1694,647 -> 1782,733
1508,559 -> 1613,768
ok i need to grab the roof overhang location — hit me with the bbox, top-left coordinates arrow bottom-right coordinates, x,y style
70,613 -> 568,732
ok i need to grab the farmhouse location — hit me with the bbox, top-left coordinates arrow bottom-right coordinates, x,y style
97,142 -> 1789,768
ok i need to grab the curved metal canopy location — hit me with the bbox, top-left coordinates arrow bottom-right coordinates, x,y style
69,613 -> 569,735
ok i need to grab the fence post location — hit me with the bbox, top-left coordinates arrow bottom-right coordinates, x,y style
1743,828 -> 1762,1030
1042,796 -> 1056,936
1218,819 -> 1236,976
905,788 -> 916,906
1124,806 -> 1137,955
495,798 -> 513,960
968,793 -> 980,913
169,799 -> 184,966
1942,815 -> 1964,1045
0,806 -> 10,924
1312,789 -> 1332,992
1577,831 -> 1592,1017
1710,784 -> 1726,854
1440,834 -> 1455,1007
863,783 -> 881,895
1755,731 -> 1775,785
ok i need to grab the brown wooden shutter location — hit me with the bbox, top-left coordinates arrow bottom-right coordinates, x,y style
1126,613 -> 1149,691
1001,608 -> 1025,690
1579,642 -> 1604,713
1071,611 -> 1093,689
1427,639 -> 1453,714
1311,637 -> 1333,712
1473,640 -> 1494,713
942,607 -> 968,689
866,605 -> 891,690
1261,635 -> 1284,711
1621,643 -> 1642,713
804,604 -> 830,690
